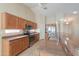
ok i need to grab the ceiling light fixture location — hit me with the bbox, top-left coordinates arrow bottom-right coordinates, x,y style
64,19 -> 67,22
66,22 -> 69,25
72,11 -> 78,14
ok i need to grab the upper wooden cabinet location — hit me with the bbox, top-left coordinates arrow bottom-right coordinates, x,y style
17,17 -> 26,29
26,21 -> 31,26
0,12 -> 37,29
32,23 -> 37,29
3,13 -> 18,29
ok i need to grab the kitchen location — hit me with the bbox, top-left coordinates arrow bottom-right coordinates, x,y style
0,3 -> 40,56
1,3 -> 79,56
1,12 -> 39,56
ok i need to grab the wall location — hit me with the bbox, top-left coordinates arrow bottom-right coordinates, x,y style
0,38 -> 1,56
45,14 -> 73,36
35,13 -> 45,39
71,16 -> 79,38
30,6 -> 46,40
0,32 -> 1,56
0,3 -> 36,56
46,16 -> 56,24
0,3 -> 35,21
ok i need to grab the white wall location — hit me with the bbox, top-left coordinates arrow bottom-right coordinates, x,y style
35,13 -> 45,39
0,32 -> 1,56
71,16 -> 79,37
46,17 -> 56,24
30,7 -> 46,40
0,3 -> 36,56
0,3 -> 35,22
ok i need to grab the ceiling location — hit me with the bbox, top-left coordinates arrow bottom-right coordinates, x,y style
24,3 -> 79,19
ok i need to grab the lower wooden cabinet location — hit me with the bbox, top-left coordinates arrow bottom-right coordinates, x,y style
2,36 -> 29,56
34,33 -> 39,42
30,33 -> 39,46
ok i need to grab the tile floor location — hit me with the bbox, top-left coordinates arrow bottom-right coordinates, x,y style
18,40 -> 66,56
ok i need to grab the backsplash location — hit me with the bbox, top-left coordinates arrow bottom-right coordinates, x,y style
3,29 -> 23,37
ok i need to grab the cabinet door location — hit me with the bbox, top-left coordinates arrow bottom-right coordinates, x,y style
31,22 -> 34,29
35,34 -> 39,42
10,42 -> 15,55
17,17 -> 25,29
22,37 -> 29,50
23,20 -> 27,29
5,13 -> 18,29
33,23 -> 37,29
10,40 -> 18,56
27,21 -> 31,26
10,39 -> 20,56
19,37 -> 29,52
24,37 -> 29,48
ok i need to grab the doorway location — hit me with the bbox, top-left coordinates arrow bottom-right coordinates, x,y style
46,24 -> 57,40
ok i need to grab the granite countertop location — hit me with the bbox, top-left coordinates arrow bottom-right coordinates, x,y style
2,34 -> 28,41
2,32 -> 39,41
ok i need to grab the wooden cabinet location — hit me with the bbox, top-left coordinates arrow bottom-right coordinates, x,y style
34,33 -> 39,42
32,23 -> 37,29
4,13 -> 18,29
27,21 -> 31,26
31,22 -> 37,29
2,36 -> 29,56
30,33 -> 39,46
23,20 -> 27,29
10,39 -> 19,55
17,17 -> 25,29
19,37 -> 29,51
0,12 -> 37,29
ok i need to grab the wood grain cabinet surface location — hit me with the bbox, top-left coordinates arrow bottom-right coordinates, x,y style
2,36 -> 29,56
4,13 -> 18,29
33,23 -> 37,29
0,12 -> 37,29
30,33 -> 39,46
17,17 -> 27,29
35,33 -> 39,43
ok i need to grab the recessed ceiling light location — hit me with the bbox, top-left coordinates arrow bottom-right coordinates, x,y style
73,11 -> 78,14
66,22 -> 69,24
64,19 -> 67,22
